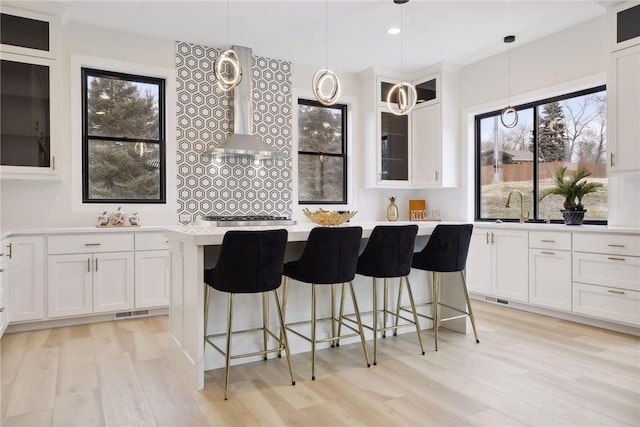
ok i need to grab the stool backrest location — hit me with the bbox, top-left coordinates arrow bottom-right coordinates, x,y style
357,225 -> 418,278
412,224 -> 474,272
207,229 -> 288,293
292,226 -> 363,284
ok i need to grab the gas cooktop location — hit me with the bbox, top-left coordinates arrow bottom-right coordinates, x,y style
204,215 -> 296,227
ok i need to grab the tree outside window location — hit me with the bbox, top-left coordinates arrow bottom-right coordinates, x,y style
476,86 -> 607,223
82,68 -> 165,203
297,99 -> 347,204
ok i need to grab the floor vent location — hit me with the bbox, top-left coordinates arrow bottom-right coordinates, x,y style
115,311 -> 133,318
496,298 -> 509,305
133,310 -> 149,316
115,310 -> 149,319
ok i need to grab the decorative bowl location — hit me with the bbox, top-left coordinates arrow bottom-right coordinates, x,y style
302,208 -> 357,226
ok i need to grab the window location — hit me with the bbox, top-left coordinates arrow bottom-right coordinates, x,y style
82,68 -> 165,203
475,86 -> 607,224
297,98 -> 347,204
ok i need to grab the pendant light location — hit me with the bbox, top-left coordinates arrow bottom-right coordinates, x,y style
500,35 -> 518,128
214,0 -> 242,91
387,0 -> 416,116
312,0 -> 341,106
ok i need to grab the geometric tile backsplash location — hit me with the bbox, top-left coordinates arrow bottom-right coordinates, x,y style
175,41 -> 292,222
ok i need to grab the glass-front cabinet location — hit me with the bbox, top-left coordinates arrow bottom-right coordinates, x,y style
379,109 -> 409,183
0,5 -> 60,179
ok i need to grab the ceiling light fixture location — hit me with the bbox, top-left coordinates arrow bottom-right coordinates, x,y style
387,27 -> 400,35
312,0 -> 341,106
500,35 -> 518,128
387,0 -> 416,116
214,0 -> 241,91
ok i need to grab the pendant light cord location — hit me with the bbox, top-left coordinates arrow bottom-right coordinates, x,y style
400,3 -> 404,73
226,0 -> 230,46
325,0 -> 328,70
507,41 -> 511,105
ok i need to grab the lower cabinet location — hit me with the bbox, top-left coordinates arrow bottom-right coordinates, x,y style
529,249 -> 572,311
573,283 -> 640,325
135,250 -> 170,308
48,252 -> 134,318
0,242 -> 9,337
8,236 -> 44,322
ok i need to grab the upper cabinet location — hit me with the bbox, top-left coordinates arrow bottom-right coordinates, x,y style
0,4 -> 62,180
360,64 -> 460,189
607,1 -> 640,173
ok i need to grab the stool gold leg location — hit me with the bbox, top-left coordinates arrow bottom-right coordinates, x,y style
372,278 -> 378,365
336,283 -> 346,347
279,276 -> 289,358
262,292 -> 269,360
204,285 -> 211,339
461,271 -> 480,343
393,277 -> 404,336
349,281 -> 371,368
432,272 -> 439,352
311,284 -> 317,380
382,278 -> 388,339
224,293 -> 234,400
273,289 -> 296,385
331,284 -> 336,347
404,276 -> 425,355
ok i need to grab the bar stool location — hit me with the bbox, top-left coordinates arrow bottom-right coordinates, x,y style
408,224 -> 479,351
281,226 -> 370,380
203,229 -> 295,400
352,225 -> 424,365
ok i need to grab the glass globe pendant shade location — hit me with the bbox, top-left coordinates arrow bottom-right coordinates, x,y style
312,68 -> 341,106
387,82 -> 417,116
214,49 -> 242,91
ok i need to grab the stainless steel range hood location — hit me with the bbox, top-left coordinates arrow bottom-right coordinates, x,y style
205,45 -> 284,160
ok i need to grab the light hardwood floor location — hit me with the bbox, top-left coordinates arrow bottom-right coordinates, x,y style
1,301 -> 639,427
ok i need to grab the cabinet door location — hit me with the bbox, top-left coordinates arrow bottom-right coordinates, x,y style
466,230 -> 492,295
0,253 -> 8,337
48,254 -> 92,318
608,45 -> 640,171
412,103 -> 441,187
9,236 -> 44,322
93,252 -> 134,313
492,230 -> 529,302
378,108 -> 410,185
529,249 -> 572,311
573,282 -> 640,326
135,250 -> 170,308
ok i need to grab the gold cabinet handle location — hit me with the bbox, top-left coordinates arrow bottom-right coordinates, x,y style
608,257 -> 625,261
541,239 -> 555,243
84,243 -> 102,247
610,152 -> 615,167
0,307 -> 4,312
6,243 -> 12,259
486,232 -> 489,244
95,258 -> 99,271
435,171 -> 439,181
0,268 -> 4,273
491,233 -> 495,244
607,244 -> 625,248
607,289 -> 625,295
87,258 -> 91,272
541,251 -> 555,255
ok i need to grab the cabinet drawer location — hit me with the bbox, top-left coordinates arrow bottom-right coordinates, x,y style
573,252 -> 640,291
48,234 -> 134,254
529,231 -> 571,250
135,232 -> 169,251
572,282 -> 640,326
573,233 -> 639,256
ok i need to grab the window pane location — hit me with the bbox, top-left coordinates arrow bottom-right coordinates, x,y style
298,103 -> 343,154
86,75 -> 159,140
478,109 -> 534,220
0,60 -> 50,167
537,91 -> 607,221
87,139 -> 160,200
0,13 -> 49,51
298,154 -> 344,203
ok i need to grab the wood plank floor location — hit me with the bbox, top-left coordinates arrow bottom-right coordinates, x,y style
1,301 -> 638,427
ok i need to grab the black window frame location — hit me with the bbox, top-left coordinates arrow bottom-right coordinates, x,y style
297,98 -> 348,205
474,85 -> 607,225
82,67 -> 166,204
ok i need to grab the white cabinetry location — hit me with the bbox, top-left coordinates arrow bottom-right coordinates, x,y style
8,236 -> 44,321
0,239 -> 9,337
466,228 -> 529,302
529,231 -> 572,311
134,232 -> 170,309
47,233 -> 134,318
608,44 -> 639,172
572,233 -> 640,326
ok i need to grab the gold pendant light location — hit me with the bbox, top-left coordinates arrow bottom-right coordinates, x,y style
214,0 -> 242,92
500,35 -> 518,128
312,0 -> 341,105
387,0 -> 416,116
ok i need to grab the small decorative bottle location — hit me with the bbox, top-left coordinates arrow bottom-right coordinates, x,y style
386,196 -> 399,221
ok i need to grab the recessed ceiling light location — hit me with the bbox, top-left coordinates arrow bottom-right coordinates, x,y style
387,27 -> 401,35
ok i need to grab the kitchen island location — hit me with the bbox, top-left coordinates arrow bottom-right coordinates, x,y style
165,221 -> 467,390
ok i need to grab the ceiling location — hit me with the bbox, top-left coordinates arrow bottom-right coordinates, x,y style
59,0 -> 608,74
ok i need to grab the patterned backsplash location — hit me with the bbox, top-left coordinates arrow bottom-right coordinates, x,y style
175,42 -> 292,222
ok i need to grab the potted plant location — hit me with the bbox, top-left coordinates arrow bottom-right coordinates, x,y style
540,166 -> 603,225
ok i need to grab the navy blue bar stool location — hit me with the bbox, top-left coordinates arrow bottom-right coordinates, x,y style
409,224 -> 479,351
353,225 -> 424,365
204,229 -> 295,400
281,226 -> 370,380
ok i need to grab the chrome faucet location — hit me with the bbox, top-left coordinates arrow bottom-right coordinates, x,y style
505,190 -> 527,223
